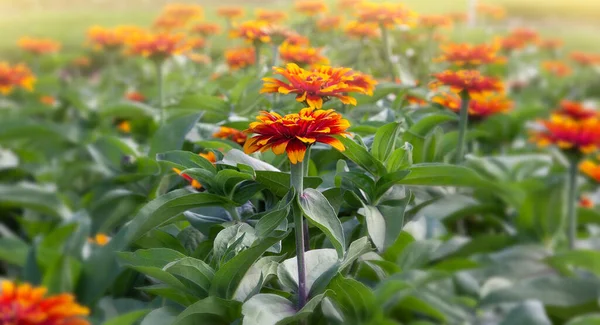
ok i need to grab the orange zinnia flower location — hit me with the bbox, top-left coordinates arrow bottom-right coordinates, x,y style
556,100 -> 597,120
476,3 -> 506,20
73,56 -> 91,67
530,114 -> 600,154
344,21 -> 380,39
261,63 -> 377,109
191,22 -> 221,37
88,233 -> 111,246
538,38 -> 563,50
295,0 -> 328,16
499,27 -> 539,52
128,32 -> 189,62
279,42 -> 329,66
187,37 -> 206,50
338,0 -> 364,7
580,160 -> 600,182
406,94 -> 427,106
40,95 -> 56,106
580,196 -> 594,208
154,3 -> 203,30
316,16 -> 343,31
173,168 -> 202,189
87,25 -> 145,51
244,107 -> 350,164
225,47 -> 255,70
0,281 -> 90,324
117,120 -> 131,133
126,91 -> 145,102
419,15 -> 453,29
432,70 -> 503,95
570,51 -> 600,66
229,20 -> 271,44
255,9 -> 288,23
187,53 -> 211,64
217,6 -> 245,20
435,42 -> 504,66
284,33 -> 310,46
356,2 -> 417,27
199,151 -> 217,164
433,91 -> 512,118
0,62 -> 35,95
541,60 -> 572,77
18,37 -> 61,55
213,126 -> 247,145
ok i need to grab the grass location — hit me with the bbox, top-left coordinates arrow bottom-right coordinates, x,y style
0,0 -> 598,56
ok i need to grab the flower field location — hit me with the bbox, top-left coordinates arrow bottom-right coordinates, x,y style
2,0 -> 600,324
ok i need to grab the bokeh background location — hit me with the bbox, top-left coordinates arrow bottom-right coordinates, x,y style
1,0 -> 599,57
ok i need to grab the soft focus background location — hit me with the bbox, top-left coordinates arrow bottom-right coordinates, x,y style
1,0 -> 599,56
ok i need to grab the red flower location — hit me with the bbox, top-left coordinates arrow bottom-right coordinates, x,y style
556,100 -> 597,120
244,107 -> 350,164
541,60 -> 572,77
295,0 -> 328,16
530,114 -> 600,154
225,47 -> 255,70
356,2 -> 417,27
191,22 -> 221,37
435,42 -> 505,66
213,126 -> 247,145
18,37 -> 61,55
431,70 -> 503,95
433,91 -> 512,118
279,42 -> 329,66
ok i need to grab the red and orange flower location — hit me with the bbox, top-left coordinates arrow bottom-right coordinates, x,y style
213,126 -> 247,145
40,95 -> 56,106
433,91 -> 513,118
88,233 -> 111,246
87,25 -> 146,51
435,42 -> 504,66
556,100 -> 597,120
255,9 -> 288,23
0,281 -> 90,325
580,160 -> 600,182
127,32 -> 189,62
541,60 -> 572,77
580,196 -> 594,208
18,37 -> 61,55
225,47 -> 256,70
295,0 -> 328,16
539,38 -> 563,50
356,2 -> 417,27
530,114 -> 600,154
261,63 -> 377,109
155,3 -> 203,30
217,6 -> 245,20
229,20 -> 271,44
0,62 -> 35,95
191,22 -> 221,37
419,15 -> 453,29
570,51 -> 600,66
344,21 -> 380,39
126,91 -> 145,102
244,107 -> 350,164
431,70 -> 503,95
279,42 -> 329,66
499,27 -> 539,52
316,16 -> 343,31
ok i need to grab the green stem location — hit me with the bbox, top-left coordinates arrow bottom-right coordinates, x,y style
229,206 -> 241,222
566,157 -> 579,249
254,42 -> 262,73
455,90 -> 471,163
290,161 -> 307,309
271,44 -> 279,68
156,61 -> 165,124
380,23 -> 397,81
302,146 -> 311,252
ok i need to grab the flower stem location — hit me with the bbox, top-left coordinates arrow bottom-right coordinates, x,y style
155,61 -> 165,124
290,161 -> 307,309
566,157 -> 579,249
455,90 -> 471,164
271,44 -> 279,68
254,42 -> 261,73
379,23 -> 397,81
302,146 -> 311,252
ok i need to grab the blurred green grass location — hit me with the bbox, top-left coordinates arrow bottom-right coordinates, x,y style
0,0 -> 598,56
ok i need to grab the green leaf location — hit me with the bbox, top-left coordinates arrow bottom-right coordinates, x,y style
221,149 -> 279,171
481,276 -> 600,307
374,170 -> 410,200
278,249 -> 338,293
103,310 -> 151,325
566,313 -> 600,325
99,101 -> 156,119
298,188 -> 345,257
156,150 -> 217,173
149,112 -> 202,157
546,250 -> 600,276
397,163 -> 495,189
0,237 -> 28,267
42,255 -> 81,294
402,113 -> 456,164
241,294 -> 295,325
0,182 -> 71,219
164,257 -> 215,294
172,297 -> 241,325
255,171 -> 322,197
386,143 -> 413,172
499,301 -> 551,325
336,136 -> 386,176
210,234 -> 285,299
327,275 -> 377,324
140,307 -> 178,325
372,122 -> 402,162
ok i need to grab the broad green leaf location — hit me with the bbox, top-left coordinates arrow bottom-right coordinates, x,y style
164,257 -> 215,294
156,150 -> 217,173
221,149 -> 279,171
336,136 -> 386,176
386,143 -> 413,172
241,294 -> 295,325
278,249 -> 338,293
255,170 -> 322,197
0,182 -> 71,219
566,314 -> 600,325
298,188 -> 345,257
361,205 -> 386,252
140,307 -> 178,325
103,310 -> 151,325
397,163 -> 495,188
499,301 -> 551,325
42,255 -> 81,294
149,112 -> 202,157
546,250 -> 600,276
374,170 -> 410,200
327,275 -> 377,324
234,256 -> 281,302
0,237 -> 29,266
372,122 -> 402,162
99,101 -> 156,119
171,296 -> 241,325
210,234 -> 285,299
